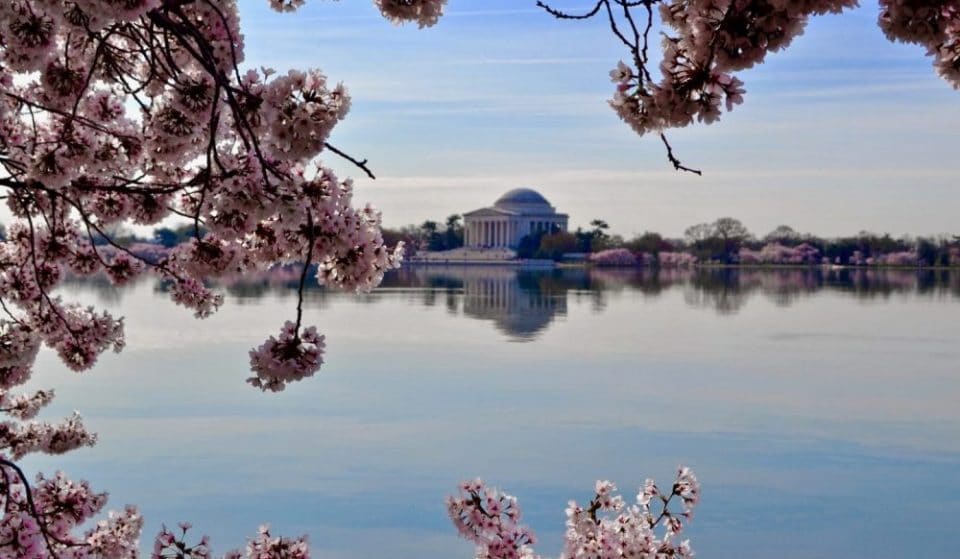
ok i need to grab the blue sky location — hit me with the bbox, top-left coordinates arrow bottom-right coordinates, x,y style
238,0 -> 959,238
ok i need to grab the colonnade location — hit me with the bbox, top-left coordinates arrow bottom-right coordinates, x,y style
463,218 -> 563,248
464,219 -> 517,248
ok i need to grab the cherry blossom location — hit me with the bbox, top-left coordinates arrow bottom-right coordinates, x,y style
448,468 -> 700,559
0,0 -> 410,554
248,322 -> 325,392
657,252 -> 699,268
9,0 -> 940,555
869,250 -> 920,267
739,243 -> 822,265
589,248 -> 640,267
375,0 -> 447,28
542,0 -> 960,172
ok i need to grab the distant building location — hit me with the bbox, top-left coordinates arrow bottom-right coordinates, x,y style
463,188 -> 569,249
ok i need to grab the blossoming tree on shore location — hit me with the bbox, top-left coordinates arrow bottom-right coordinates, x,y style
0,0 -> 957,556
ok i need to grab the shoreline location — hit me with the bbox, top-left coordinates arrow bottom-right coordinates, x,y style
404,260 -> 960,271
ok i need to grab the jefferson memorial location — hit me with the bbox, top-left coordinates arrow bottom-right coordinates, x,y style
462,188 -> 569,249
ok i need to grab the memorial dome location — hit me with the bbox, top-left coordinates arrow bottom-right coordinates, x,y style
494,188 -> 551,208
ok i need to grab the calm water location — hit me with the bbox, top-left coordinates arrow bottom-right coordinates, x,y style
22,267 -> 960,558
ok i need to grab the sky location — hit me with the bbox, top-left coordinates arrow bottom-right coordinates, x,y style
2,1 -> 956,239
233,0 -> 960,239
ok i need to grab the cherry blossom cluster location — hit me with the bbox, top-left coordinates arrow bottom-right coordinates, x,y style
591,249 -> 702,268
608,0 -> 862,136
0,461 -> 315,559
879,1 -> 960,86
449,468 -> 700,559
268,0 -> 447,26
739,243 -> 822,265
844,249 -> 924,266
845,251 -> 864,266
0,462 -> 316,559
0,0 -> 421,553
374,0 -> 447,28
865,250 -> 920,267
542,0 -> 960,171
657,251 -> 699,268
1,323 -> 99,461
248,321 -> 325,391
234,524 -> 310,559
153,522 -> 212,559
589,248 -> 640,267
447,478 -> 539,559
0,0 -> 406,399
152,523 -> 309,559
0,459 -> 143,559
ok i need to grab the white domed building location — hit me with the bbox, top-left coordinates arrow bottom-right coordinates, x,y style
463,188 -> 569,249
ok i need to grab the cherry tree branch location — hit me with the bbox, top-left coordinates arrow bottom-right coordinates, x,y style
660,133 -> 702,175
324,142 -> 376,180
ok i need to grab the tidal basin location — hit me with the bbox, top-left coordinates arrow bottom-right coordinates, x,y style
22,266 -> 960,558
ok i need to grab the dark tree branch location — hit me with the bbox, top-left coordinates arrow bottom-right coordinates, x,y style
536,0 -> 604,20
324,142 -> 376,180
660,133 -> 702,175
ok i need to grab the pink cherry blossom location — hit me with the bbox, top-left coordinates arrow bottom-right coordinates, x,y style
449,469 -> 700,559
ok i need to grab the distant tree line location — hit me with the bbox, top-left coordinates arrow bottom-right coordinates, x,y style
513,220 -> 619,259
380,215 -> 465,255
674,219 -> 960,267
517,217 -> 959,268
6,217 -> 956,268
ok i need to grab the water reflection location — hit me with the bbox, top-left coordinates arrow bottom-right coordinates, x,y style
41,265 -> 960,559
400,267 -> 577,341
381,267 -> 960,335
66,266 -> 960,340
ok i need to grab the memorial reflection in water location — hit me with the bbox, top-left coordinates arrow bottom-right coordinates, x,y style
387,266 -> 586,341
377,266 -> 960,340
130,266 -> 960,341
